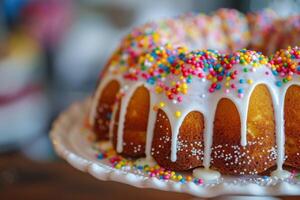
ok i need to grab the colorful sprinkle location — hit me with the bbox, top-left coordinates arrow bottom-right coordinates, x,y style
159,102 -> 165,108
175,111 -> 182,118
275,80 -> 283,87
269,46 -> 300,84
92,141 -> 209,184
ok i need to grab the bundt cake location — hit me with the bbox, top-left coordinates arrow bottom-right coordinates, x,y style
89,9 -> 300,179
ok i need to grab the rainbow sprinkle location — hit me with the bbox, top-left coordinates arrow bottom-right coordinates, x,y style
93,141 -> 299,184
269,46 -> 300,86
95,145 -> 204,184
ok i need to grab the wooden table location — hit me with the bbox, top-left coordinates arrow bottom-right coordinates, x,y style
0,152 -> 299,200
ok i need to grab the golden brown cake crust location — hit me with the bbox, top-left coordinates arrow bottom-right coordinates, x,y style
113,86 -> 149,158
211,84 -> 276,175
109,84 -> 282,174
285,85 -> 300,169
151,110 -> 204,171
94,80 -> 120,140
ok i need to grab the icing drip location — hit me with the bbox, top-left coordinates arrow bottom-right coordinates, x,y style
170,110 -> 186,162
275,91 -> 286,173
239,101 -> 249,147
109,103 -> 118,139
116,97 -> 126,153
145,93 -> 158,159
203,105 -> 217,169
271,169 -> 291,179
116,82 -> 145,153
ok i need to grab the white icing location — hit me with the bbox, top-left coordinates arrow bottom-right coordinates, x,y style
271,169 -> 291,179
203,104 -> 217,169
144,92 -> 157,160
116,82 -> 145,153
193,167 -> 221,181
108,103 -> 118,139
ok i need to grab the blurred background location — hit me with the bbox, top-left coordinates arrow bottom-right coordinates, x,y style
0,0 -> 299,199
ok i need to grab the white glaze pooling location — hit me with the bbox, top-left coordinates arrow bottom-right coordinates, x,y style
193,168 -> 221,181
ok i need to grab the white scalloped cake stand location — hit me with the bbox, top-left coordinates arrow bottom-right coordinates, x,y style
50,99 -> 300,198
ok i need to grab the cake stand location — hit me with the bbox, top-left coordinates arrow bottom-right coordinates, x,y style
50,99 -> 300,198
